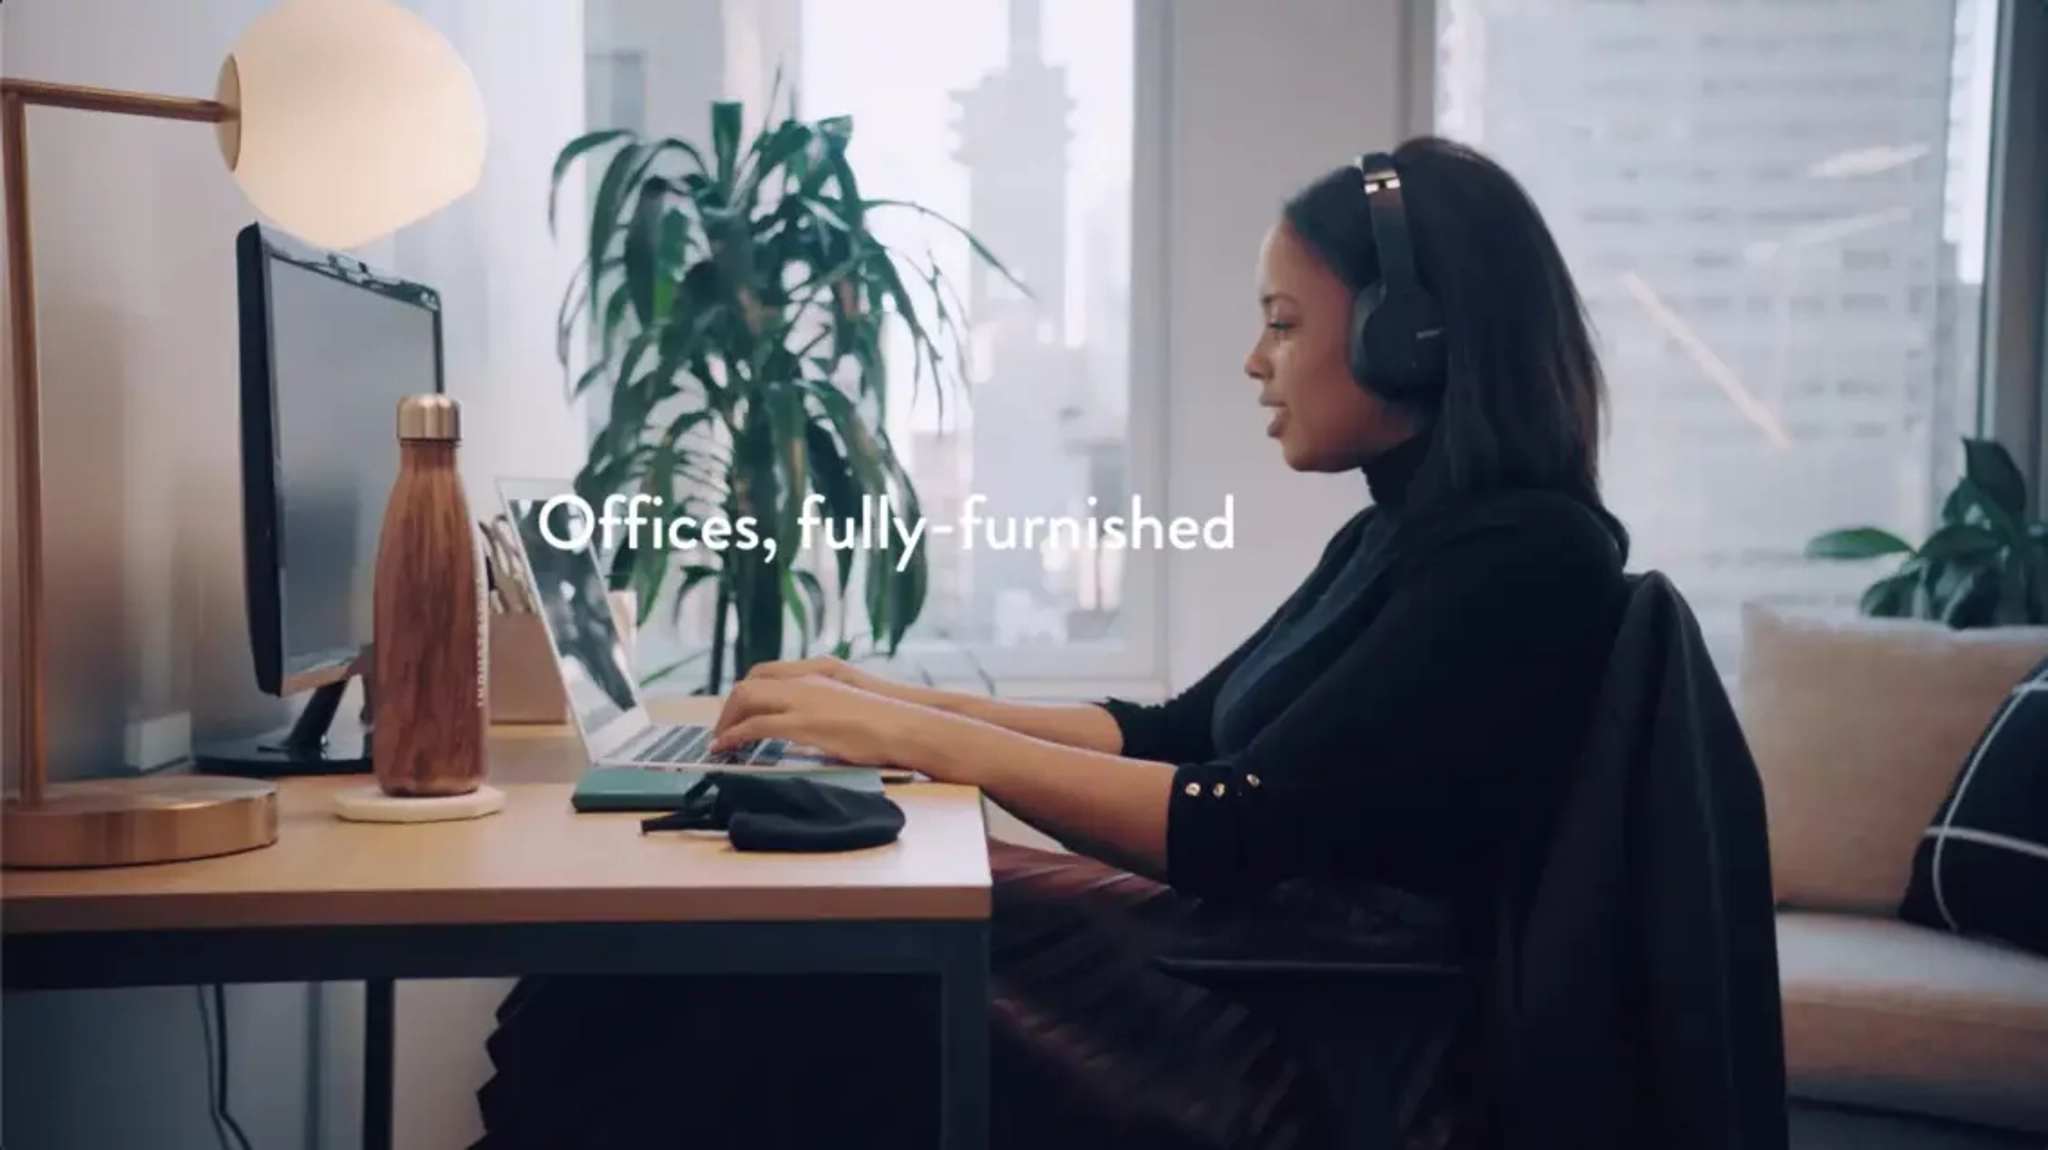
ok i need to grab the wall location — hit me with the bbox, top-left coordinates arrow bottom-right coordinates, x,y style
1156,0 -> 1425,689
0,0 -> 585,1146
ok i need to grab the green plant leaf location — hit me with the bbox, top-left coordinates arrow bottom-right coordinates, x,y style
1962,437 -> 2029,519
711,100 -> 744,189
1929,561 -> 1995,628
561,101 -> 1004,686
586,137 -> 711,323
790,567 -> 829,653
1950,477 -> 2024,541
1805,527 -> 1914,560
868,197 -> 1032,298
1994,547 -> 2037,625
549,129 -> 634,233
2028,539 -> 2048,622
803,422 -> 862,594
624,176 -> 671,327
1917,522 -> 2002,562
1860,570 -> 1917,617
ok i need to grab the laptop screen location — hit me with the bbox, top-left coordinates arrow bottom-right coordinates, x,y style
500,493 -> 638,736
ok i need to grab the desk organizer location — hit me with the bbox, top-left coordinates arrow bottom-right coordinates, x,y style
488,590 -> 638,724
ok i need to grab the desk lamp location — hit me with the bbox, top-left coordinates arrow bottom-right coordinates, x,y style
2,0 -> 487,869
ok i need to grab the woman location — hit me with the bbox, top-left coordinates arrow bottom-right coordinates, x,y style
472,136 -> 1630,1150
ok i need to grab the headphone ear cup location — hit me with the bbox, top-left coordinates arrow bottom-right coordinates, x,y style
1355,287 -> 1447,399
1348,282 -> 1384,391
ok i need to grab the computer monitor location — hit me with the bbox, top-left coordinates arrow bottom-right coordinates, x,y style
195,223 -> 446,777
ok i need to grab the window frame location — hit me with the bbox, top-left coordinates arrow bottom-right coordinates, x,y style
1980,0 -> 2047,505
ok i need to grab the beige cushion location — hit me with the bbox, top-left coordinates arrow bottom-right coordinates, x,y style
1739,606 -> 2048,912
1779,911 -> 2048,1134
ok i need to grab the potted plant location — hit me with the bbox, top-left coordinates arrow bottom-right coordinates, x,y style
551,92 -> 1020,693
1806,437 -> 2048,627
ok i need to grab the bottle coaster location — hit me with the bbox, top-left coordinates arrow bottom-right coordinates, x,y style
332,783 -> 506,824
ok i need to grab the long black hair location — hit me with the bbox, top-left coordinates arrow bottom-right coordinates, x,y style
1282,136 -> 1626,555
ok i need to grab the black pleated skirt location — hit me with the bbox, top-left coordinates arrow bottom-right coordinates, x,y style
470,841 -> 1456,1149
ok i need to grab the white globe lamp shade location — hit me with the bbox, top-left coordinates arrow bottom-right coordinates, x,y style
216,0 -> 487,251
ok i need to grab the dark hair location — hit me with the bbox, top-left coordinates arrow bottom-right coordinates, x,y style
1282,136 -> 1626,552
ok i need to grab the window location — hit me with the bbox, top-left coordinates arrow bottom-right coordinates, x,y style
582,0 -> 1153,689
795,0 -> 1148,686
1435,0 -> 1995,678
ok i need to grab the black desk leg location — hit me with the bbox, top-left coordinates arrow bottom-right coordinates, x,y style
364,978 -> 395,1150
939,924 -> 990,1150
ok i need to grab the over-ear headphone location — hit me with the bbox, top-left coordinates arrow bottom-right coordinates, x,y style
1349,152 -> 1447,399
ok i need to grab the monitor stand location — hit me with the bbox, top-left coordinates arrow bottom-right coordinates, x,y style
195,670 -> 375,778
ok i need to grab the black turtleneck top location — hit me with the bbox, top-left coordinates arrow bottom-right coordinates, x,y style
1100,434 -> 1629,909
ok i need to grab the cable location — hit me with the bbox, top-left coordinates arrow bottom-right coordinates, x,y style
195,986 -> 230,1150
196,984 -> 255,1150
214,985 -> 256,1150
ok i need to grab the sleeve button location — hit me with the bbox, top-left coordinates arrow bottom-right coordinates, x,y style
1245,774 -> 1261,788
1184,782 -> 1201,797
1212,782 -> 1228,796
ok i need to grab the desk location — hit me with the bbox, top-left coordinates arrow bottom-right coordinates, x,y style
2,697 -> 993,1150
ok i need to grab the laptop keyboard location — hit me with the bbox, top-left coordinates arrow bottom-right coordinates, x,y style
627,725 -> 792,766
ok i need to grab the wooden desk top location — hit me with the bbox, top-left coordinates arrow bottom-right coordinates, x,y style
1,697 -> 991,935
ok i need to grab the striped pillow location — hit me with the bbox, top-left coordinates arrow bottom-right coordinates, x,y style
1900,654 -> 2048,956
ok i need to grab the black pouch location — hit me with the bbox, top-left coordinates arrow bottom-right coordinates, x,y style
639,772 -> 905,852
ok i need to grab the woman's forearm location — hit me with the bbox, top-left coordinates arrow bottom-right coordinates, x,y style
901,690 -> 1126,754
904,716 -> 1174,879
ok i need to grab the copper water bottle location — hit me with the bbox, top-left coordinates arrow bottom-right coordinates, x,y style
371,394 -> 488,796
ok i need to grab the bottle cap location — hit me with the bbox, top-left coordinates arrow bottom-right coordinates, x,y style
397,394 -> 461,442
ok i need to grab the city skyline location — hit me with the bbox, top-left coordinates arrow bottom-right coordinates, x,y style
802,0 -> 1137,648
1436,0 -> 1994,673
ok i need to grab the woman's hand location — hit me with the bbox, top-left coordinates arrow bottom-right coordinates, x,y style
742,656 -> 929,704
709,674 -> 966,776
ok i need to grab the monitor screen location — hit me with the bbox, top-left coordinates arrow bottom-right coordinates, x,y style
502,494 -> 639,735
259,245 -> 442,685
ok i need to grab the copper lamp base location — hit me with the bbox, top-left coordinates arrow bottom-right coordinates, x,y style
2,775 -> 279,869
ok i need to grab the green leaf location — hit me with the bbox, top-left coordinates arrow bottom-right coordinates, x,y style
711,100 -> 744,189
1917,522 -> 2002,562
1930,562 -> 1995,628
624,176 -> 671,327
1962,437 -> 2029,519
1995,547 -> 2036,625
549,129 -> 634,233
867,197 -> 1031,298
586,138 -> 712,327
803,422 -> 862,594
560,101 -> 1008,680
1805,527 -> 1914,560
1951,477 -> 2024,541
1860,570 -> 1917,617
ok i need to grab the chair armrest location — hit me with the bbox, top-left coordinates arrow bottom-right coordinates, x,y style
1150,899 -> 1467,989
1153,953 -> 1464,983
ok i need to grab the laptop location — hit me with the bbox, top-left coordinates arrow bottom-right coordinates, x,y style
495,478 -> 884,776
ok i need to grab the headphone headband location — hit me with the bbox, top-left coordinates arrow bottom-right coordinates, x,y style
1345,149 -> 1446,399
1356,152 -> 1419,289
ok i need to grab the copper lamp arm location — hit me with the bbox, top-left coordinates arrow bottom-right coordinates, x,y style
2,78 -> 235,805
0,79 -> 234,123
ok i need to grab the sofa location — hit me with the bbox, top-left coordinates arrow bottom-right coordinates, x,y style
1739,606 -> 2048,1148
